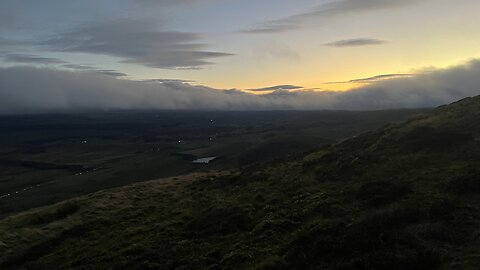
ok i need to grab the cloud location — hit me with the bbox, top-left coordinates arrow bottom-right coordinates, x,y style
95,70 -> 128,77
62,64 -> 128,77
143,79 -> 196,83
40,19 -> 234,69
241,24 -> 299,34
334,60 -> 480,109
327,74 -> 415,84
2,54 -> 67,65
0,66 -> 282,113
325,38 -> 387,47
137,0 -> 212,6
0,0 -> 211,31
244,0 -> 425,34
1,59 -> 480,113
0,54 -> 128,77
0,37 -> 33,49
248,85 -> 304,92
62,64 -> 97,70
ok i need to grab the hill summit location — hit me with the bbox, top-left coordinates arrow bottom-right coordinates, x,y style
1,96 -> 480,269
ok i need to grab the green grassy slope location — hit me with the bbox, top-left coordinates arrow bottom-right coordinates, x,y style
1,97 -> 480,269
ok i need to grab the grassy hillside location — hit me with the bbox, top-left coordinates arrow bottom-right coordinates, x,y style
1,97 -> 480,269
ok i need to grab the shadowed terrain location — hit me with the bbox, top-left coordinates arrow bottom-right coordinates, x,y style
0,96 -> 479,269
0,110 -> 423,218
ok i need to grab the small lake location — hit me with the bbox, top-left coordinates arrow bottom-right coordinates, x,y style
192,157 -> 217,164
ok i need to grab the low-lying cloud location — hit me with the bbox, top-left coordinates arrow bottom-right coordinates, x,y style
1,59 -> 480,114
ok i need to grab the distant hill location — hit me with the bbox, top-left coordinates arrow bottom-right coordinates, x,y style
1,96 -> 480,269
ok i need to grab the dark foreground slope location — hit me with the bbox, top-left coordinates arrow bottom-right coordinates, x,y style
1,96 -> 480,269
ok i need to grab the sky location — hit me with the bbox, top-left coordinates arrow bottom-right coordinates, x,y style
1,0 -> 480,113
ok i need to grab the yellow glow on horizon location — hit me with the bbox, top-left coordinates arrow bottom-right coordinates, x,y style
130,52 -> 480,95
195,52 -> 480,93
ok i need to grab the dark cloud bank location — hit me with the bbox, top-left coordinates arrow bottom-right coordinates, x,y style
39,20 -> 233,69
3,54 -> 67,65
1,18 -> 233,70
1,60 -> 480,114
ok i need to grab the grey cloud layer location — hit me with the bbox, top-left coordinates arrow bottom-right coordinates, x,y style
39,20 -> 233,69
61,64 -> 127,77
244,0 -> 425,34
0,1 -> 231,70
1,59 -> 479,113
95,70 -> 128,77
3,54 -> 67,65
0,0 -> 211,29
0,54 -> 128,77
138,0 -> 212,5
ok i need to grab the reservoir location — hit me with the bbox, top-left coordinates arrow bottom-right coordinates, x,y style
192,157 -> 217,164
